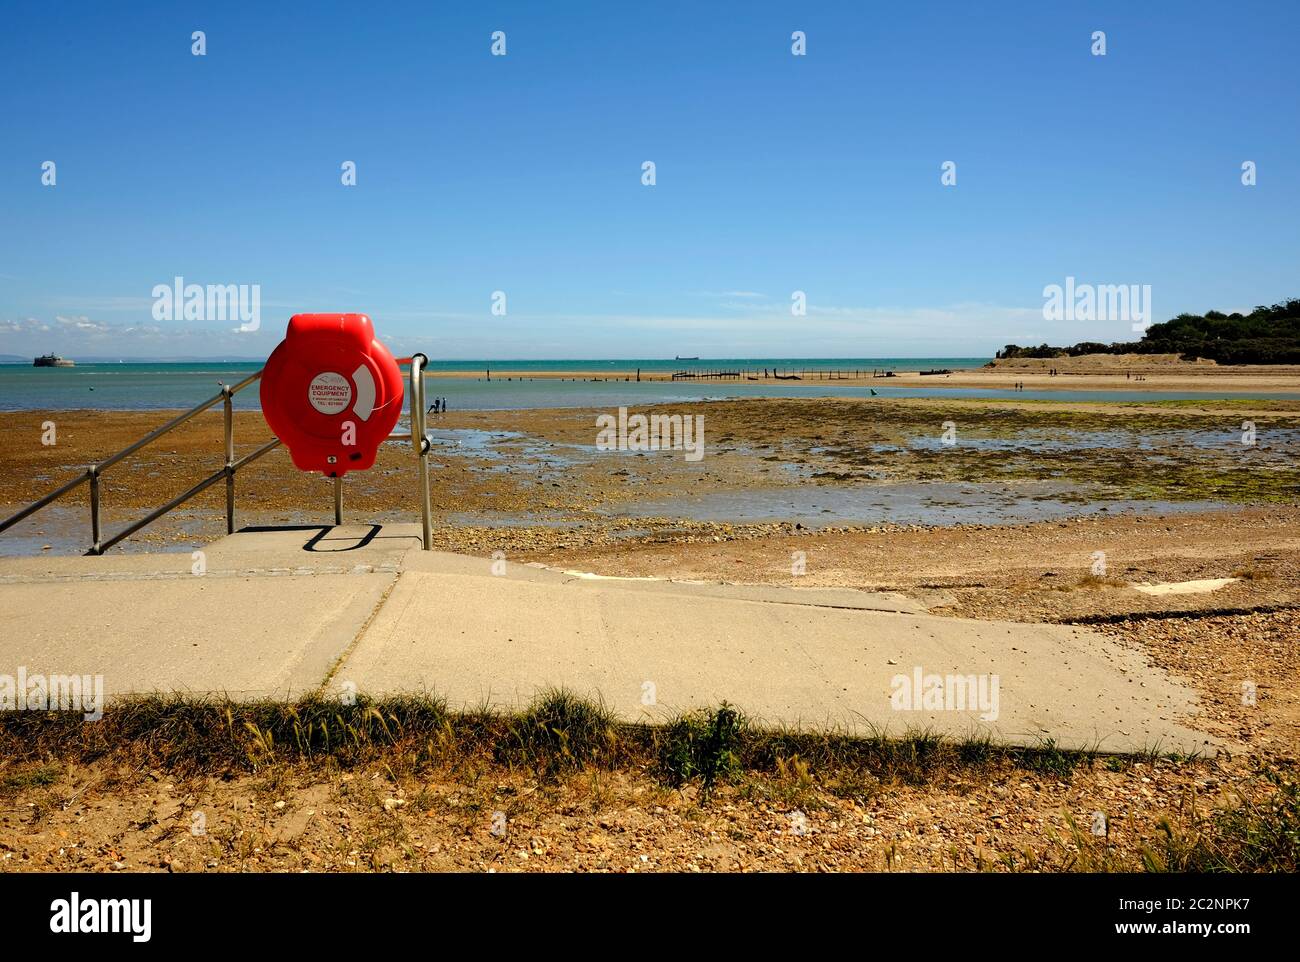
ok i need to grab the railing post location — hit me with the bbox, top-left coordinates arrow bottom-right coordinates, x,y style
410,354 -> 432,550
223,385 -> 235,534
88,467 -> 101,555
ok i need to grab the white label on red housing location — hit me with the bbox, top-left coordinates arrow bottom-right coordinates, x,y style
308,371 -> 352,414
351,363 -> 375,421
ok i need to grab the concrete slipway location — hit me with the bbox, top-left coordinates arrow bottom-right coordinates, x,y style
0,524 -> 1217,753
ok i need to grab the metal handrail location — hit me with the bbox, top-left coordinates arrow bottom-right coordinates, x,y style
0,355 -> 434,555
409,354 -> 433,548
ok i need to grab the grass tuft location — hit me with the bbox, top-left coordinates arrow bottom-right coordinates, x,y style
497,688 -> 618,774
656,704 -> 744,789
0,694 -> 1131,791
1021,738 -> 1084,777
0,763 -> 61,797
1142,765 -> 1300,872
1054,762 -> 1299,873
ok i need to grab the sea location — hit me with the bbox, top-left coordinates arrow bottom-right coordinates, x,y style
1,358 -> 1297,411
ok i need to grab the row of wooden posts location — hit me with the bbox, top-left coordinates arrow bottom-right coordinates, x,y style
667,368 -> 898,381
476,367 -> 909,382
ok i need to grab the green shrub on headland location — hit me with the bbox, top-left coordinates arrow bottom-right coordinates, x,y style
996,298 -> 1300,364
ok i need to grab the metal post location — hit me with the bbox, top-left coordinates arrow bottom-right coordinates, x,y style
333,476 -> 343,526
223,386 -> 235,534
410,354 -> 433,550
88,468 -> 101,555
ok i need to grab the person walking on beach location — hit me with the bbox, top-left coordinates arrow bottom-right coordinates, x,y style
429,398 -> 440,415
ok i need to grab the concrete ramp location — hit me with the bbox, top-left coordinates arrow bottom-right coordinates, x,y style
337,562 -> 1213,753
0,525 -> 1217,753
0,571 -> 394,699
397,548 -> 927,614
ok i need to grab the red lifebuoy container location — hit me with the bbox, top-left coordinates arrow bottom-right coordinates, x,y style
260,313 -> 404,476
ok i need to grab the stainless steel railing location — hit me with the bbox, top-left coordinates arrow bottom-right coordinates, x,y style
0,355 -> 434,555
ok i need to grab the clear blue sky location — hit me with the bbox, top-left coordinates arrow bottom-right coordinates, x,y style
1,0 -> 1296,359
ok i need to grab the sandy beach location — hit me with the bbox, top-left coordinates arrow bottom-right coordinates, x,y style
422,356 -> 1300,395
2,392 -> 1298,872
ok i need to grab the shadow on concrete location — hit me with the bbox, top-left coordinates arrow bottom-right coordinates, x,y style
237,524 -> 384,553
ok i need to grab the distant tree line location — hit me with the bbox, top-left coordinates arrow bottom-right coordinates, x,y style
995,298 -> 1300,364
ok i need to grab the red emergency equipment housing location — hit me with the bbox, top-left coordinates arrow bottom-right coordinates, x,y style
260,313 -> 404,477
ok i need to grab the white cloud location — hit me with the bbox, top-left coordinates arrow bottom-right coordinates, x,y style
0,314 -> 277,358
0,300 -> 1072,359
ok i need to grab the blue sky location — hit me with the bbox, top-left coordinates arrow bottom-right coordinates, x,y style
1,0 -> 1296,359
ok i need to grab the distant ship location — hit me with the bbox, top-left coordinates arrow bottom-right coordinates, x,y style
675,355 -> 700,360
33,353 -> 74,367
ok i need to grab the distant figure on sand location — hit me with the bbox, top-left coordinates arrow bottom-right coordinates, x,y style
429,398 -> 440,415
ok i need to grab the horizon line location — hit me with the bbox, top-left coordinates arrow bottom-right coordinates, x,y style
3,354 -> 994,364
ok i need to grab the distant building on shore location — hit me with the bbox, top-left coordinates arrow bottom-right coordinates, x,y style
33,353 -> 75,367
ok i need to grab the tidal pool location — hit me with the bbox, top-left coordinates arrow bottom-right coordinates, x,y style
605,481 -> 1228,527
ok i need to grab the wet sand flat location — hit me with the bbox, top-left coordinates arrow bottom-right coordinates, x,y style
3,396 -> 1298,555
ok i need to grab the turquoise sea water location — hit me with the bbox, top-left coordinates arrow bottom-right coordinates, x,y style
1,359 -> 1297,411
